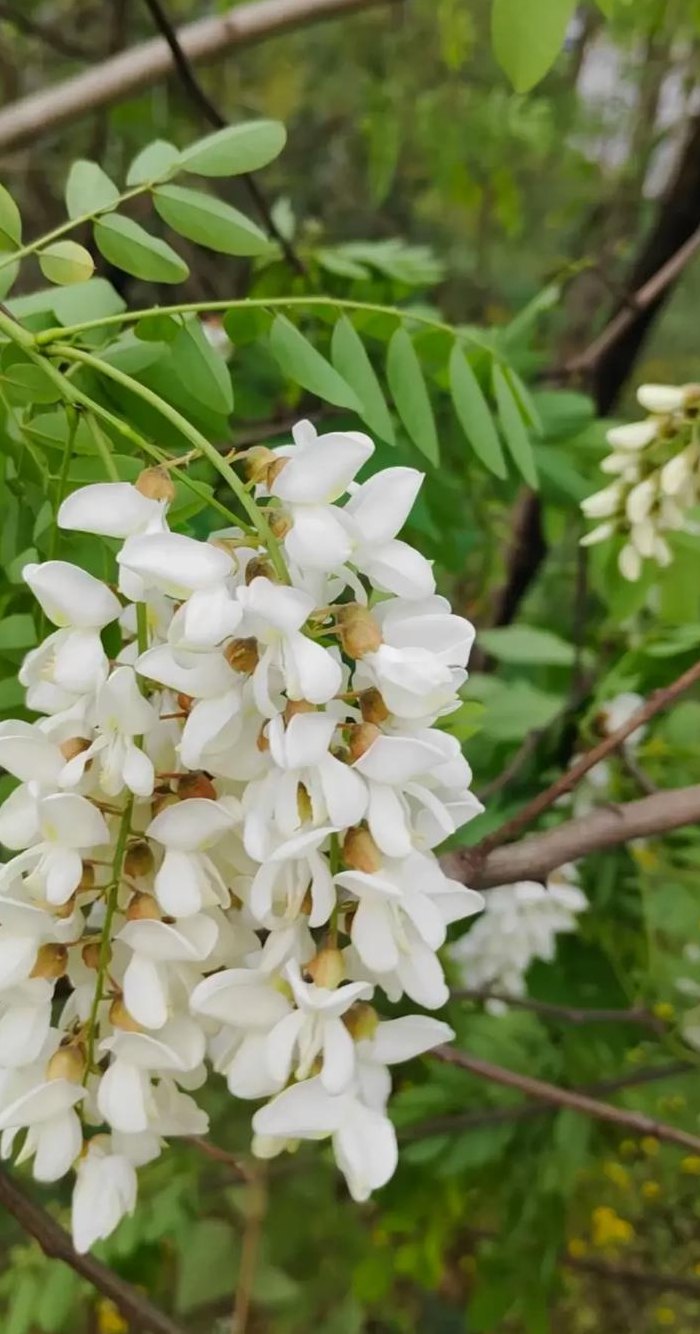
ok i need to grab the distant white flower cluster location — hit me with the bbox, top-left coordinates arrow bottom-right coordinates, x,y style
567,691 -> 646,819
0,421 -> 484,1252
581,382 -> 700,581
450,865 -> 586,1009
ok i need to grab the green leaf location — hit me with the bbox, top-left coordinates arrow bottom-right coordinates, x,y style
135,312 -> 180,342
0,260 -> 19,300
176,1219 -> 238,1314
0,614 -> 37,651
153,184 -> 268,256
492,0 -> 577,92
330,315 -> 395,443
39,240 -> 94,286
94,214 -> 188,283
492,363 -> 538,487
0,183 -> 21,250
386,326 -> 439,465
449,343 -> 506,478
126,139 -> 181,186
2,362 -> 61,406
170,320 -> 233,416
50,276 -> 126,326
478,624 -> 576,665
65,159 -> 119,219
269,315 -> 361,411
180,119 -> 287,177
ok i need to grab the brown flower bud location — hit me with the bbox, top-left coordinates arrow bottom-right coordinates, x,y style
54,893 -> 77,919
76,864 -> 95,895
284,698 -> 316,723
176,692 -> 194,715
359,688 -> 390,725
60,736 -> 91,762
256,724 -> 270,753
266,457 -> 289,489
81,942 -> 102,970
225,637 -> 260,674
267,510 -> 292,540
343,826 -> 382,874
30,944 -> 68,980
347,722 -> 381,762
124,840 -> 154,879
337,605 -> 382,659
343,1002 -> 379,1041
176,772 -> 217,801
46,1044 -> 86,1083
109,998 -> 141,1032
126,892 -> 161,922
151,791 -> 179,817
306,948 -> 345,990
245,446 -> 276,484
245,555 -> 276,584
135,466 -> 176,503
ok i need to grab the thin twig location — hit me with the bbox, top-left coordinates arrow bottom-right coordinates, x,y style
433,1047 -> 700,1153
452,989 -> 666,1033
620,749 -> 659,795
141,0 -> 305,276
473,657 -> 700,860
188,1135 -> 254,1182
0,1169 -> 186,1334
232,1165 -> 268,1334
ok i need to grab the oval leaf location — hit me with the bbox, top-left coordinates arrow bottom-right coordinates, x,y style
478,625 -> 576,666
170,320 -> 234,417
492,363 -> 538,488
2,362 -> 61,406
386,327 -> 439,465
65,160 -> 119,220
94,214 -> 188,284
269,315 -> 361,411
153,184 -> 268,256
126,139 -> 181,187
449,344 -> 506,478
331,315 -> 395,444
492,0 -> 577,93
0,184 -> 21,250
39,240 -> 94,286
180,120 -> 287,177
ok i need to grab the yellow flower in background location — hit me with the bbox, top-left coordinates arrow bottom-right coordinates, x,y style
603,1161 -> 630,1189
655,1307 -> 676,1327
591,1206 -> 634,1249
653,1002 -> 675,1021
631,842 -> 660,871
641,1137 -> 660,1157
567,1238 -> 588,1258
641,1181 -> 661,1200
96,1301 -> 129,1334
681,1156 -> 700,1176
619,1139 -> 637,1158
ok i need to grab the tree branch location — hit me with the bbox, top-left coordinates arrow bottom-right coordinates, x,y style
141,0 -> 306,276
0,0 -> 403,154
0,1168 -> 186,1334
452,989 -> 666,1034
565,1255 -> 700,1299
433,1047 -> 700,1153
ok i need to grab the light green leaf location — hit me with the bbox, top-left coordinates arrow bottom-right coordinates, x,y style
51,276 -> 126,326
65,159 -> 119,219
317,249 -> 369,280
153,184 -> 268,256
180,119 -> 287,177
176,1219 -> 238,1314
269,315 -> 361,411
0,183 -> 21,250
94,214 -> 188,283
478,624 -> 576,665
0,614 -> 37,651
39,240 -> 94,286
449,343 -> 506,478
386,326 -> 439,465
126,139 -> 181,186
0,260 -> 18,300
492,363 -> 538,487
330,315 -> 395,443
492,0 -> 577,92
2,362 -> 61,406
170,320 -> 234,416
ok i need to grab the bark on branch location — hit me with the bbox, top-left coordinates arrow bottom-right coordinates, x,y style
0,0 -> 403,155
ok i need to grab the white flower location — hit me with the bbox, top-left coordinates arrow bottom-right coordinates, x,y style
580,482 -> 622,520
618,542 -> 642,582
360,596 -> 473,720
147,799 -> 235,917
71,1136 -> 138,1254
118,913 -> 219,1030
342,467 -> 435,598
60,667 -> 157,797
248,827 -> 337,928
118,531 -> 233,601
637,384 -> 686,415
265,961 -> 373,1094
606,421 -> 657,450
237,577 -> 342,713
0,791 -> 109,905
59,481 -> 168,538
20,561 -> 121,704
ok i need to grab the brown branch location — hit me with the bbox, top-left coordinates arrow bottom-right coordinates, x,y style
448,782 -> 700,889
473,657 -> 700,861
565,1255 -> 700,1299
188,1134 -> 253,1181
452,989 -> 666,1034
0,0 -> 403,154
0,1168 -> 186,1334
405,1061 -> 692,1140
141,0 -> 305,276
231,1166 -> 267,1334
433,1047 -> 700,1153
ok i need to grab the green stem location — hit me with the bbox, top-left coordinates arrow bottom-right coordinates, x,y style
86,411 -> 120,482
0,181 -> 156,277
83,796 -> 134,1080
51,342 -> 290,582
39,408 -> 79,638
33,296 -> 463,347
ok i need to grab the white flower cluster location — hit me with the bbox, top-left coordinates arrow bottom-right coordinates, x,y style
567,691 -> 646,819
449,865 -> 586,1010
0,420 -> 484,1252
581,382 -> 700,581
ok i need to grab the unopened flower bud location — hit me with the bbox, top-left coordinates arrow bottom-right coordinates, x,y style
347,722 -> 380,762
82,942 -> 102,970
54,893 -> 77,919
343,1002 -> 379,1040
337,605 -> 382,658
306,948 -> 345,989
124,840 -> 154,879
135,466 -> 176,503
284,699 -> 316,723
225,637 -> 259,674
177,772 -> 217,801
60,736 -> 91,762
267,510 -> 292,540
151,791 -> 179,817
266,457 -> 289,489
176,692 -> 194,715
245,446 -> 276,484
256,723 -> 270,753
126,892 -> 161,922
46,1044 -> 86,1083
359,688 -> 390,725
77,863 -> 94,894
343,826 -> 382,874
109,998 -> 141,1032
245,555 -> 276,583
31,944 -> 68,980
